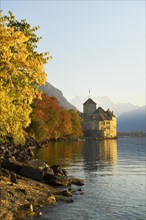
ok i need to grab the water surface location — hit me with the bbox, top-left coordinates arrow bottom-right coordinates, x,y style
31,137 -> 145,220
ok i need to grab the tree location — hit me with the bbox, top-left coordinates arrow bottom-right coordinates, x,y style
27,93 -> 61,141
27,93 -> 83,141
69,109 -> 83,138
58,107 -> 72,139
0,11 -> 51,144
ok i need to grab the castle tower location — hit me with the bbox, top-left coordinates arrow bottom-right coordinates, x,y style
83,98 -> 96,115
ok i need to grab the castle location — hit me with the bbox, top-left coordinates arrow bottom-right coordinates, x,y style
82,98 -> 117,139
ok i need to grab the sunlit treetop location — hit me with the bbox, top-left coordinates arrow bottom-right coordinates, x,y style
0,11 -> 52,144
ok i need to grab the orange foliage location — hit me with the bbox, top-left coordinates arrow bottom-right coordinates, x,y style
27,92 -> 83,141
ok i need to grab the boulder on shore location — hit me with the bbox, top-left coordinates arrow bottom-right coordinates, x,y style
71,178 -> 84,186
20,165 -> 45,181
20,159 -> 54,181
45,175 -> 71,186
0,143 -> 84,187
51,165 -> 68,176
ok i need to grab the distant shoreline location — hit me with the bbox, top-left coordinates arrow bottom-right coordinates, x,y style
117,132 -> 146,137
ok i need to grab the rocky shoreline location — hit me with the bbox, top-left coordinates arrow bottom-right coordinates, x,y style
0,141 -> 84,220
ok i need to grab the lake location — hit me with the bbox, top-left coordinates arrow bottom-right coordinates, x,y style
30,137 -> 145,220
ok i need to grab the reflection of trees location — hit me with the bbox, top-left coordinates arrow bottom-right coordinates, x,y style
34,141 -> 84,167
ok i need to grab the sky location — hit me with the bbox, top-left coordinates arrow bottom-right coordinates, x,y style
1,0 -> 145,106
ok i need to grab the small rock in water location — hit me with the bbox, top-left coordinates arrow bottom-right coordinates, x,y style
47,192 -> 56,204
78,188 -> 83,192
62,190 -> 73,197
36,212 -> 42,216
71,178 -> 84,186
68,187 -> 75,194
67,198 -> 74,203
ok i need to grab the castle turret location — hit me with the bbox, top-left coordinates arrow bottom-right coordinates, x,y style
83,98 -> 96,115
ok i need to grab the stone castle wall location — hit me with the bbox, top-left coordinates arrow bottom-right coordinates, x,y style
83,103 -> 96,116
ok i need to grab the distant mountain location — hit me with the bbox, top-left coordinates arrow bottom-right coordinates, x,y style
117,106 -> 146,132
70,96 -> 139,116
40,82 -> 76,110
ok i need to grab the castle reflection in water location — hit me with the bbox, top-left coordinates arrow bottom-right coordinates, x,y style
99,140 -> 117,165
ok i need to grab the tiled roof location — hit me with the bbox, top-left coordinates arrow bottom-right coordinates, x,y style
94,107 -> 105,114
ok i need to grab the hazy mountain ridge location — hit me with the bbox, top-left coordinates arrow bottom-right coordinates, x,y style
70,96 -> 139,116
117,106 -> 146,132
40,82 -> 76,110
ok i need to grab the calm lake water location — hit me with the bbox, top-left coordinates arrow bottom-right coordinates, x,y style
30,137 -> 145,220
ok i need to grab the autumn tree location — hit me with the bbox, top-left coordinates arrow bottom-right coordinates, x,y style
27,93 -> 61,141
69,109 -> 83,138
0,11 -> 51,144
58,107 -> 72,139
27,93 -> 83,141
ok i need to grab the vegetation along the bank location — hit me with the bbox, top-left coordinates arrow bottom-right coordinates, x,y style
0,11 -> 83,145
0,11 -> 84,220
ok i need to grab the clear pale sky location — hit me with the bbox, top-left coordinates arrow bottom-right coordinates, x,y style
1,0 -> 145,106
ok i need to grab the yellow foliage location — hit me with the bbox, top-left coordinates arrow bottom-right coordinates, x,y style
0,12 -> 51,144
